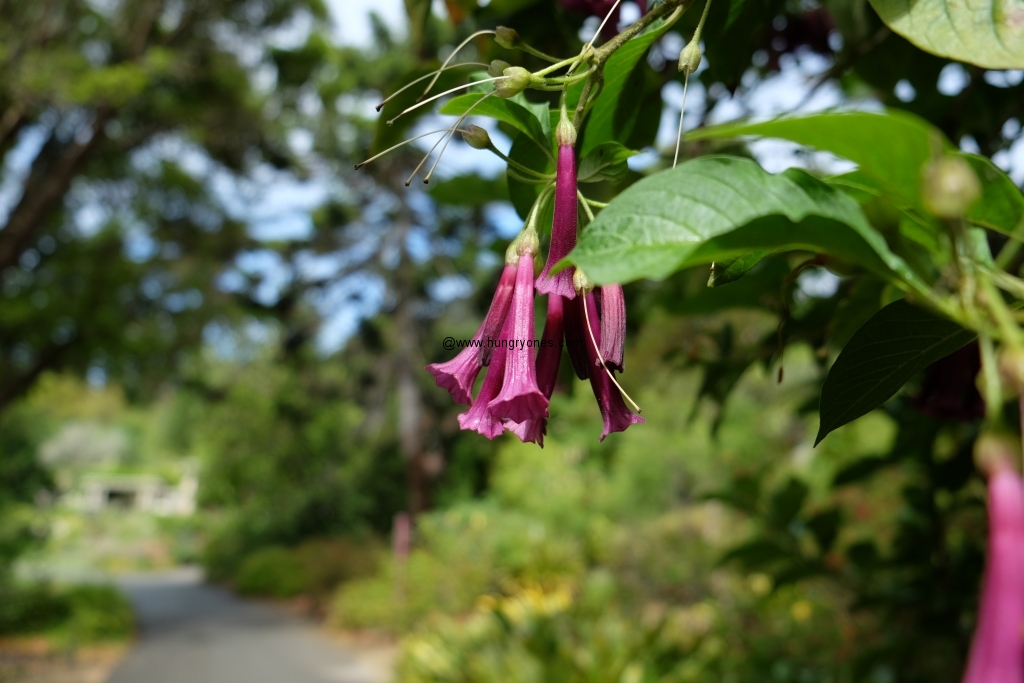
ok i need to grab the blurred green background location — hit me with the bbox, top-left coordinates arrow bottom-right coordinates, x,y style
1,0 -> 1021,681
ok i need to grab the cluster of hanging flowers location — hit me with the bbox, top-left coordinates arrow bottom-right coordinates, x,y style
426,114 -> 643,445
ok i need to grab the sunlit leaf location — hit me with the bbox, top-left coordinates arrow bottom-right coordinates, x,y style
868,0 -> 1024,69
567,156 -> 924,290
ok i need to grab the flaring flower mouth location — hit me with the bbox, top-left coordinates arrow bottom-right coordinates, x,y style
536,143 -> 578,300
456,337 -> 509,440
489,255 -> 550,423
426,263 -> 518,405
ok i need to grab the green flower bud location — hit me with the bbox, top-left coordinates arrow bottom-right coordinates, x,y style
573,268 -> 594,296
495,66 -> 532,98
921,155 -> 981,219
461,125 -> 491,150
494,27 -> 521,49
517,227 -> 540,257
556,114 -> 576,147
488,59 -> 512,78
678,39 -> 702,75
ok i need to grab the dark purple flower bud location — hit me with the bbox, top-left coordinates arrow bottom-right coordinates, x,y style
963,452 -> 1024,683
598,284 -> 625,372
488,253 -> 549,423
536,295 -> 564,398
581,293 -> 643,441
536,134 -> 578,300
426,263 -> 517,405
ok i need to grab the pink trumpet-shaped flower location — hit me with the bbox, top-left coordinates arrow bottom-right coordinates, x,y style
963,461 -> 1024,683
489,253 -> 549,423
598,284 -> 626,372
581,293 -> 644,441
536,126 -> 578,299
426,263 -> 517,405
456,320 -> 511,439
510,295 -> 565,447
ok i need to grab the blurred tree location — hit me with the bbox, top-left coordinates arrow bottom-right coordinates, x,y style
0,0 -> 328,410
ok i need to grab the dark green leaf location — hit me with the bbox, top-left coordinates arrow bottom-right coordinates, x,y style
573,23 -> 671,156
815,299 -> 976,445
961,153 -> 1024,238
832,456 -> 895,486
707,249 -> 774,287
577,142 -> 639,184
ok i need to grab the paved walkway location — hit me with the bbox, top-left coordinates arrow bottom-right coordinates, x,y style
106,568 -> 393,683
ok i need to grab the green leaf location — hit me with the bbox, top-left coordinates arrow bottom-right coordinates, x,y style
961,153 -> 1024,238
438,93 -> 550,152
577,142 -> 639,184
568,156 -> 923,290
573,23 -> 671,156
815,299 -> 976,445
688,110 -> 950,210
867,0 -> 1024,69
506,132 -> 554,220
707,249 -> 775,287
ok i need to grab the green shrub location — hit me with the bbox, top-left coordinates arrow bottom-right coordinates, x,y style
233,546 -> 310,598
0,580 -> 133,642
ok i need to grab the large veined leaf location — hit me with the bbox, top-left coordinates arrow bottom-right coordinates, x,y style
438,94 -> 550,152
567,156 -> 924,290
868,0 -> 1024,69
688,112 -> 1024,239
815,299 -> 976,445
688,110 -> 948,209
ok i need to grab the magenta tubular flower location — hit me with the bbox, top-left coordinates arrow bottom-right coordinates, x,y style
489,252 -> 549,423
562,291 -> 591,380
536,294 -> 564,398
962,463 -> 1024,683
598,284 -> 626,372
456,326 -> 510,439
582,293 -> 644,441
509,295 -> 565,448
426,263 -> 517,405
536,126 -> 578,300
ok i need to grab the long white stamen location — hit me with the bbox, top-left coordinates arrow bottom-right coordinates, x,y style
355,129 -> 459,169
387,76 -> 504,126
567,0 -> 623,75
376,63 -> 489,111
418,31 -> 496,102
672,72 -> 690,168
411,92 -> 497,185
582,295 -> 642,414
